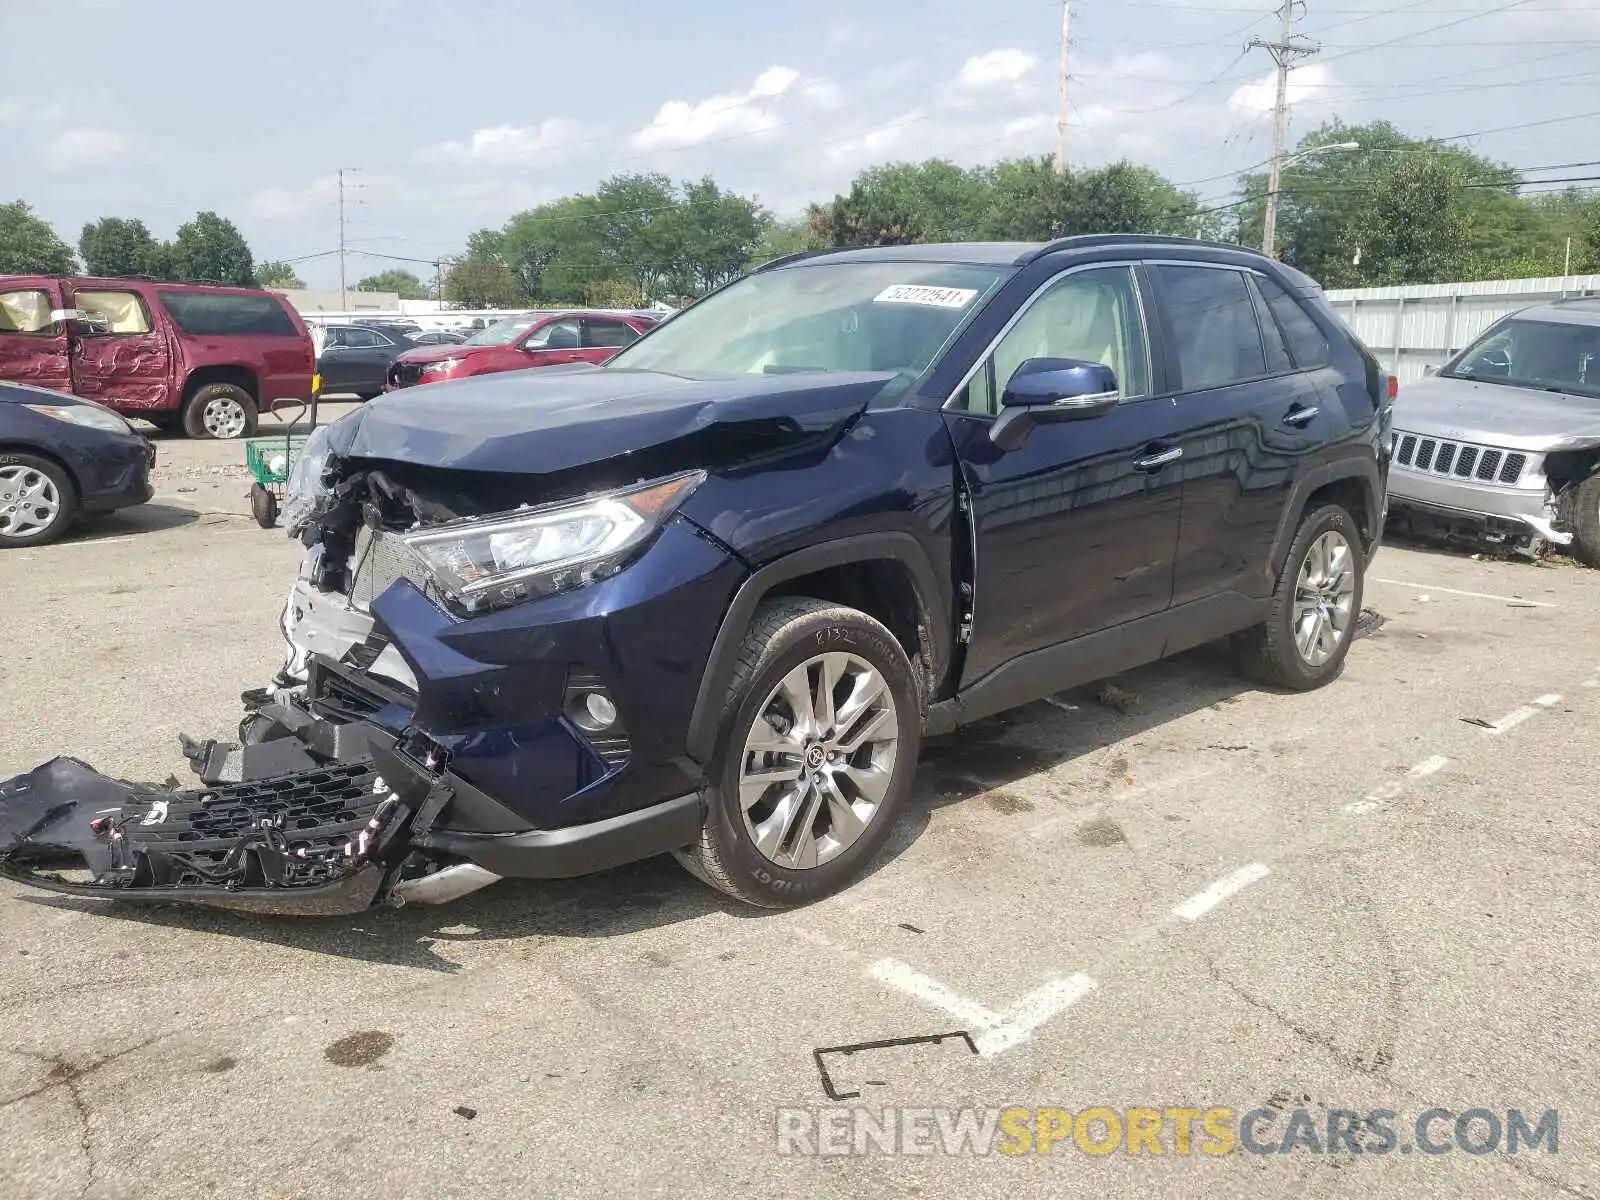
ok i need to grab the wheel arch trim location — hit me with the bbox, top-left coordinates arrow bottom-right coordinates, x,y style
684,533 -> 949,766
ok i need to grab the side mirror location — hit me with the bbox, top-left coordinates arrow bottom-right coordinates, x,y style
1423,364 -> 1438,376
991,357 -> 1119,450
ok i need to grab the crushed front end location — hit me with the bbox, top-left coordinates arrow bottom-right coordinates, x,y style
1,447 -> 741,915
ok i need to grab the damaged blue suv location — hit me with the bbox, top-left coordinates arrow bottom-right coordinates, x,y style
0,236 -> 1392,914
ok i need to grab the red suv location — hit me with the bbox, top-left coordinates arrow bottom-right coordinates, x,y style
385,310 -> 656,391
0,276 -> 317,439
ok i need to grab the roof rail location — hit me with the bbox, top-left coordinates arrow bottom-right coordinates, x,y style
1021,233 -> 1267,264
752,248 -> 842,273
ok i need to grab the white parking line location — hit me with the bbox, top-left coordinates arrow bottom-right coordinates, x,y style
1171,863 -> 1272,921
1486,694 -> 1561,735
1532,693 -> 1563,708
1368,578 -> 1557,608
1345,781 -> 1404,815
868,959 -> 1098,1057
1407,754 -> 1452,778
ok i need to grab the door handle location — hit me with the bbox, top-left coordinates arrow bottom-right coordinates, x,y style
1132,446 -> 1183,472
1282,405 -> 1320,427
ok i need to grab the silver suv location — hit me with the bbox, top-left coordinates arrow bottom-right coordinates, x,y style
1387,297 -> 1600,563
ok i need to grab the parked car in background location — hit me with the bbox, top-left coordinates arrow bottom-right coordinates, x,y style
0,236 -> 1393,914
317,322 -> 420,399
1387,297 -> 1600,563
0,379 -> 154,546
407,329 -> 466,346
0,276 -> 316,439
385,311 -> 656,390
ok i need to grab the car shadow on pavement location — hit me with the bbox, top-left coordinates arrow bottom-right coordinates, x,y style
12,643 -> 1271,968
65,503 -> 200,542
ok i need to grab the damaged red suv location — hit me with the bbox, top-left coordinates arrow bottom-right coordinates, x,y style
0,276 -> 317,439
385,310 -> 656,390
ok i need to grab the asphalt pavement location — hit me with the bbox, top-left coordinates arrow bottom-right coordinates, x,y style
1,418 -> 1596,1199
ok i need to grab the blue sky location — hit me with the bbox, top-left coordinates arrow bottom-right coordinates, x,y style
2,0 -> 1597,288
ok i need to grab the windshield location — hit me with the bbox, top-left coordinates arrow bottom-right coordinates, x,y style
463,318 -> 537,347
605,261 -> 1009,377
1445,318 -> 1600,398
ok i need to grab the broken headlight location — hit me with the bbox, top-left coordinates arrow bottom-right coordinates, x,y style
399,471 -> 705,614
282,422 -> 335,535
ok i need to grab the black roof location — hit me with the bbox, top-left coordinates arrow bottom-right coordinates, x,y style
759,235 -> 1276,271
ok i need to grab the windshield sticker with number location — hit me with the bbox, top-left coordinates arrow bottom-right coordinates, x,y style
872,284 -> 980,309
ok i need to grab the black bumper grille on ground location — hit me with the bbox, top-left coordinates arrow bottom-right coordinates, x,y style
1395,432 -> 1527,485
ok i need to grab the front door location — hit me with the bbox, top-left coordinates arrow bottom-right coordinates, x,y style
318,326 -> 392,395
943,263 -> 1186,684
64,285 -> 174,414
580,317 -> 643,364
0,280 -> 72,394
517,317 -> 586,368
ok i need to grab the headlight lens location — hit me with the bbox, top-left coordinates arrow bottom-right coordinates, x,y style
24,402 -> 133,435
420,357 -> 464,375
281,422 -> 335,536
401,471 -> 705,613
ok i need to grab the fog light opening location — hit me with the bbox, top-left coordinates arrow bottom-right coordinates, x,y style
567,687 -> 621,734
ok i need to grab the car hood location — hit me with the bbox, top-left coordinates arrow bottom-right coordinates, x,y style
1394,374 -> 1600,450
394,343 -> 485,365
325,365 -> 900,478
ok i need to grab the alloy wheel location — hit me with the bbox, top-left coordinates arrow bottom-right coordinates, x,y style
738,652 -> 900,870
0,465 -> 61,540
203,395 -> 248,439
1292,529 -> 1356,666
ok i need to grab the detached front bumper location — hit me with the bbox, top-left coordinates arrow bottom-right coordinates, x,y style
0,518 -> 737,915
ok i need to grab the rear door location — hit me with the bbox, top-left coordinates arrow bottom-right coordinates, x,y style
579,317 -> 644,364
318,325 -> 391,394
0,280 -> 72,394
63,284 -> 174,415
943,262 -> 1186,684
1146,263 -> 1334,607
516,317 -> 586,368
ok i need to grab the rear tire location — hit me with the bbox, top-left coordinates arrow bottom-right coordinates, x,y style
1567,472 -> 1600,568
1234,503 -> 1364,690
182,382 -> 258,440
673,598 -> 921,908
0,453 -> 78,548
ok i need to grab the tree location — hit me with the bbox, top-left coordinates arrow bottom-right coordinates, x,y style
983,158 -> 1203,241
79,217 -> 160,277
441,256 -> 522,307
664,177 -> 769,297
1341,158 -> 1473,286
754,217 -> 825,265
170,211 -> 256,285
1582,203 -> 1600,274
255,260 -> 306,289
355,269 -> 430,298
0,201 -> 76,274
809,161 -> 990,246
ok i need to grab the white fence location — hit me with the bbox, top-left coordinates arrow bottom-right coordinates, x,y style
1324,275 -> 1600,385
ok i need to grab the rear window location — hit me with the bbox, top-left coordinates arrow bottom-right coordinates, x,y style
1254,274 -> 1330,370
157,291 -> 299,337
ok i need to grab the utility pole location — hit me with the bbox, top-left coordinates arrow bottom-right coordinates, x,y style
1054,0 -> 1072,176
1249,1 -> 1318,258
337,168 -> 347,311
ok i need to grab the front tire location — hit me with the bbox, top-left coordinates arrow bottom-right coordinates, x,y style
0,454 -> 77,548
1235,503 -> 1365,690
182,382 -> 258,440
674,598 -> 921,908
1567,472 -> 1600,568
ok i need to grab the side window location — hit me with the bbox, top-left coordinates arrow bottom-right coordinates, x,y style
156,291 -> 299,336
1154,265 -> 1266,390
584,319 -> 640,348
527,319 -> 581,350
1245,277 -> 1293,373
71,290 -> 152,336
959,266 -> 1150,415
0,289 -> 58,336
1254,274 -> 1330,370
342,327 -> 382,348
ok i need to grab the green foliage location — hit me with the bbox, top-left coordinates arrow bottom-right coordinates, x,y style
256,260 -> 307,289
355,269 -> 430,299
0,201 -> 76,274
808,160 -> 990,246
441,256 -> 523,308
79,217 -> 160,277
170,211 -> 256,286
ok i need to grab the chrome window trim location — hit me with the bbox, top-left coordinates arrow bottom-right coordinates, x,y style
942,259 -> 1155,412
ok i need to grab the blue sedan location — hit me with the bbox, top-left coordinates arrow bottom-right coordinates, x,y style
0,380 -> 154,547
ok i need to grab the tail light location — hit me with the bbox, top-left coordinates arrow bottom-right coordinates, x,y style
1386,374 -> 1399,402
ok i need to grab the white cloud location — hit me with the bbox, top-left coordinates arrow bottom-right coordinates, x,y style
631,65 -> 807,150
1003,113 -> 1050,139
823,108 -> 928,165
45,127 -> 136,170
419,118 -> 585,166
1228,63 -> 1339,118
957,49 -> 1039,91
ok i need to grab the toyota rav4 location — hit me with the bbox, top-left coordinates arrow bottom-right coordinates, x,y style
0,236 -> 1392,915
